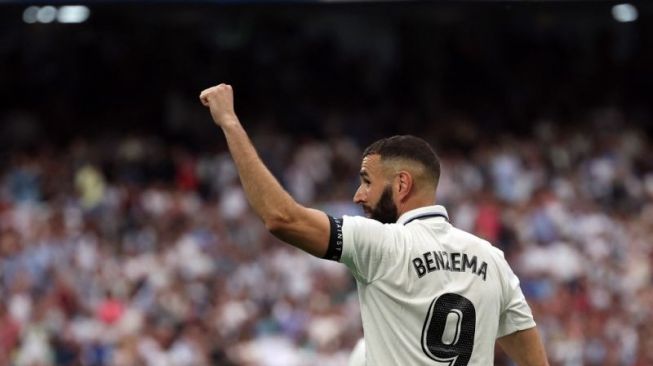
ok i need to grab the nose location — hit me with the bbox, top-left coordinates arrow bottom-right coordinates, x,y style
353,185 -> 365,204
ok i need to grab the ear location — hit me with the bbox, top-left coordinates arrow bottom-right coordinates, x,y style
395,171 -> 413,202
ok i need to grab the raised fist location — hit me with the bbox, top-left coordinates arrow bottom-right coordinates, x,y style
199,83 -> 238,127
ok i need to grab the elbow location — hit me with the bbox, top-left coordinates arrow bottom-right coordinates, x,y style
264,217 -> 288,234
262,201 -> 304,237
263,211 -> 295,235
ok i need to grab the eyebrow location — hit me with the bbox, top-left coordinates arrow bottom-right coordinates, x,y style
359,171 -> 370,179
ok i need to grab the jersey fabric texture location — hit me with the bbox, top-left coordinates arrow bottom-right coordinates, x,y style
348,338 -> 366,366
328,205 -> 535,366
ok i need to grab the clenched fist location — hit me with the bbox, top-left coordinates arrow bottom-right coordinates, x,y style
200,83 -> 239,128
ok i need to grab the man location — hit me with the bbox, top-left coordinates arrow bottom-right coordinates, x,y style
199,84 -> 549,365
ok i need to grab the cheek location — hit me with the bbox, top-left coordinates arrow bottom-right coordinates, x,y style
369,186 -> 381,202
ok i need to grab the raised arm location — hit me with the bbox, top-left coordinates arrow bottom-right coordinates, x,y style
199,83 -> 331,257
497,327 -> 549,366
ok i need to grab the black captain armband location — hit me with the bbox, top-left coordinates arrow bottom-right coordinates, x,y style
324,215 -> 343,262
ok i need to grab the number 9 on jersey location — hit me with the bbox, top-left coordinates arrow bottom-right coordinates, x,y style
421,293 -> 476,366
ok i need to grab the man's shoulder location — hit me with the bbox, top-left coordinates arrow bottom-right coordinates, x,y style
343,215 -> 404,230
448,225 -> 507,260
341,215 -> 407,241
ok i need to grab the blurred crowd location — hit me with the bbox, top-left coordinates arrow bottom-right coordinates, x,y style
1,4 -> 653,365
1,104 -> 652,366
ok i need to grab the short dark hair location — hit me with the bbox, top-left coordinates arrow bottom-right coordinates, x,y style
363,135 -> 440,186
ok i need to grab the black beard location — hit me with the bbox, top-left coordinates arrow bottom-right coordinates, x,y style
370,186 -> 399,224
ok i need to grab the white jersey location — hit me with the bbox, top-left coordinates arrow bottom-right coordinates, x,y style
326,205 -> 535,366
348,338 -> 366,366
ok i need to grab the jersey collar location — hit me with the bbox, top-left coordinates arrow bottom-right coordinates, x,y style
397,205 -> 449,225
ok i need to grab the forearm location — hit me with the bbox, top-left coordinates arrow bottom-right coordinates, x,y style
200,83 -> 330,256
220,117 -> 297,227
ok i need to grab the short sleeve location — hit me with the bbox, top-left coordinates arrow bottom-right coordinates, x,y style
335,215 -> 403,284
497,260 -> 537,338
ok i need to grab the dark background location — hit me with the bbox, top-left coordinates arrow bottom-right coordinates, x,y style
1,1 -> 651,149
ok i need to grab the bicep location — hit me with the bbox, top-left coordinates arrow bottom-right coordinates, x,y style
268,205 -> 331,258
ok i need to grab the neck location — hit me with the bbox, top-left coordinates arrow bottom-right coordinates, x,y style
397,194 -> 436,218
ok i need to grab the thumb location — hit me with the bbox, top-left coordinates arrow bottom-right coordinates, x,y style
199,87 -> 215,107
